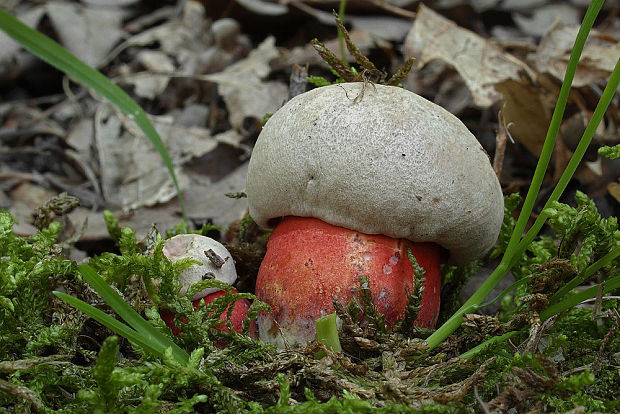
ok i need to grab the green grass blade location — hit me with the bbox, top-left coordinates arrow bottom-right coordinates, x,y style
78,264 -> 189,365
315,313 -> 342,356
53,291 -> 165,359
540,276 -> 620,321
459,331 -> 520,360
337,0 -> 347,62
550,243 -> 620,304
425,0 -> 604,351
509,56 -> 620,268
501,0 -> 604,262
0,9 -> 187,223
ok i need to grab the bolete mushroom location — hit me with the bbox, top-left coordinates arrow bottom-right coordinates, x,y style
162,233 -> 237,301
246,83 -> 504,348
159,234 -> 256,342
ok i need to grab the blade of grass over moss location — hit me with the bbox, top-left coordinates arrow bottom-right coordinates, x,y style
540,275 -> 620,321
76,264 -> 190,365
459,331 -> 520,359
53,291 -> 167,360
502,0 -> 604,263
425,0 -> 604,351
551,243 -> 620,304
0,9 -> 187,223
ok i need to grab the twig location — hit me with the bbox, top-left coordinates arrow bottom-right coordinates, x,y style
288,63 -> 308,99
361,0 -> 416,19
493,110 -> 508,180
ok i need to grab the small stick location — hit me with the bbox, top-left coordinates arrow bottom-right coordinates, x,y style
288,63 -> 308,100
493,111 -> 509,180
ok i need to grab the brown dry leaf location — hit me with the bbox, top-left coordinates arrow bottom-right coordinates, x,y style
185,161 -> 250,228
201,36 -> 288,130
608,182 -> 620,204
495,79 -> 551,156
404,4 -> 532,108
9,183 -> 57,236
536,22 -> 620,87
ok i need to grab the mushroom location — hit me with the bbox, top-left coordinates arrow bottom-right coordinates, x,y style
159,234 -> 257,342
161,234 -> 237,301
246,83 -> 504,347
160,289 -> 257,347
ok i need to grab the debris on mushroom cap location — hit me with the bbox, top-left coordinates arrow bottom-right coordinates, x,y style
246,82 -> 504,263
162,234 -> 237,300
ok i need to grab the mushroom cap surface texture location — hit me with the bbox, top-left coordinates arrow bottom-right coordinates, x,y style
162,234 -> 237,300
246,83 -> 504,263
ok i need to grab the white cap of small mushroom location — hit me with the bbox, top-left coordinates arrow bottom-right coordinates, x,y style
246,83 -> 504,263
162,234 -> 237,300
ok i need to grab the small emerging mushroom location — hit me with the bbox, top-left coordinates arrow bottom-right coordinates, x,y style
159,234 -> 256,342
162,234 -> 237,300
246,83 -> 504,348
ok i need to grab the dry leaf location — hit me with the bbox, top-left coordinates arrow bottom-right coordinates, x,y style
94,104 -> 219,211
235,0 -> 288,15
0,6 -> 45,68
608,182 -> 620,204
495,79 -> 551,156
129,50 -> 175,99
349,15 -> 412,42
201,36 -> 288,130
45,1 -> 127,67
536,22 -> 620,87
404,4 -> 531,107
512,5 -> 579,37
185,162 -> 249,227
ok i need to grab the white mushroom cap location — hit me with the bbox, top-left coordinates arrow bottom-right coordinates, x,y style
162,234 -> 237,300
246,83 -> 504,263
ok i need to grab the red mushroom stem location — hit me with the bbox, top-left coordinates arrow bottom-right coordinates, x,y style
255,216 -> 441,346
160,290 -> 257,347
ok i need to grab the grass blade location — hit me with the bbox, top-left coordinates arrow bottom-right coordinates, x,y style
425,0 -> 604,351
508,56 -> 620,267
459,331 -> 520,359
77,264 -> 189,365
540,276 -> 620,321
550,243 -> 620,304
0,9 -> 187,222
53,291 -> 165,359
315,313 -> 342,356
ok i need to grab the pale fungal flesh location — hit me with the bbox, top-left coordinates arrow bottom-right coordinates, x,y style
246,82 -> 504,263
162,234 -> 237,300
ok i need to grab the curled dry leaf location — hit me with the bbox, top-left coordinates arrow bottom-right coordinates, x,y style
404,4 -> 532,108
494,79 -> 551,156
128,50 -> 175,99
45,1 -> 127,67
200,36 -> 288,130
608,182 -> 620,204
94,104 -> 217,211
536,21 -> 620,87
